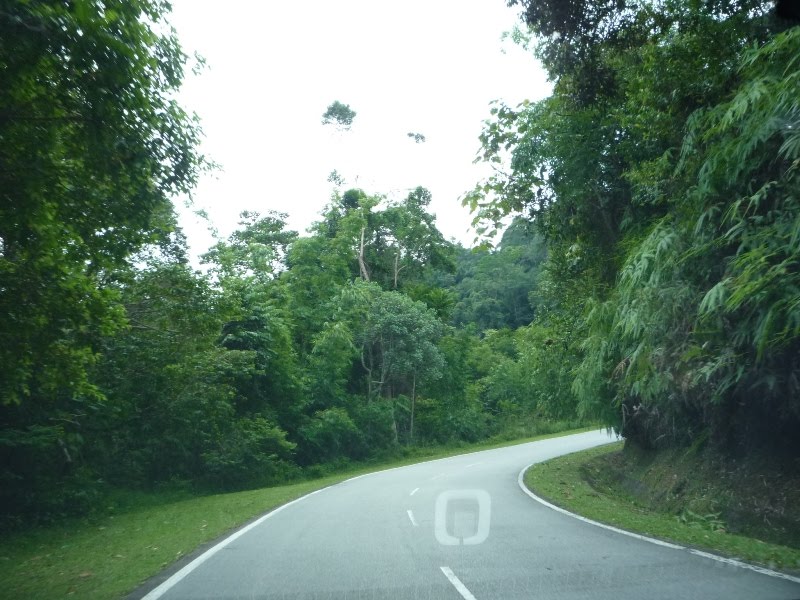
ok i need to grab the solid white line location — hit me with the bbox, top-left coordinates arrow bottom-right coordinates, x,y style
688,549 -> 800,584
440,566 -> 477,600
517,463 -> 682,550
518,463 -> 800,585
142,488 -> 326,599
406,509 -> 419,526
410,487 -> 419,496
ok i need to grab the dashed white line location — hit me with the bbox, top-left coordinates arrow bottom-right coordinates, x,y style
410,487 -> 419,496
406,509 -> 418,527
431,473 -> 446,480
440,566 -> 477,600
465,461 -> 484,468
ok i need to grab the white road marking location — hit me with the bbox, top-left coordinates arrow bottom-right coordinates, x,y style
688,549 -> 800,584
440,566 -> 477,600
516,463 -> 681,550
140,440 -> 523,599
140,431 -> 609,599
410,487 -> 419,496
465,461 -> 484,468
431,473 -> 446,480
518,463 -> 800,585
141,488 -> 327,599
406,509 -> 418,526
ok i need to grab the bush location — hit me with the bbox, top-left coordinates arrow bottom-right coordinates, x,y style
201,417 -> 296,490
297,408 -> 364,464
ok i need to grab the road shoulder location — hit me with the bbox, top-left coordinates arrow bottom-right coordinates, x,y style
520,442 -> 800,577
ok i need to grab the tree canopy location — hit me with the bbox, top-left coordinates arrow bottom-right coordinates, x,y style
322,100 -> 357,130
0,1 -> 205,407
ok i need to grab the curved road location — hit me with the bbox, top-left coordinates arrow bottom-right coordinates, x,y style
139,430 -> 800,599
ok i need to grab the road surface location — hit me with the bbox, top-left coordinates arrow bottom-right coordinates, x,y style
138,430 -> 800,599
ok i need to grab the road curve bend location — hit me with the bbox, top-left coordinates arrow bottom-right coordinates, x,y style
136,430 -> 800,600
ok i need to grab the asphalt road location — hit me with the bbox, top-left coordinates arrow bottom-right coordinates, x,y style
141,430 -> 800,599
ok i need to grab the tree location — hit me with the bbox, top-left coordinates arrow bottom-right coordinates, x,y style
322,100 -> 357,130
359,287 -> 446,441
419,330 -> 488,442
574,26 -> 800,452
90,258 -> 238,486
0,1 -> 204,407
311,282 -> 445,444
202,213 -> 305,434
202,211 -> 297,285
0,0 -> 204,520
452,219 -> 545,330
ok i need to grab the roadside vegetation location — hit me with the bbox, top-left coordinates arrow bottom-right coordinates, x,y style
525,443 -> 800,570
0,1 -> 587,534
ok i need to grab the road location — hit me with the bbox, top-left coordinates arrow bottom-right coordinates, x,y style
139,430 -> 800,599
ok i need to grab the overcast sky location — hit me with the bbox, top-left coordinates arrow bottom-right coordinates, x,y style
168,0 -> 550,255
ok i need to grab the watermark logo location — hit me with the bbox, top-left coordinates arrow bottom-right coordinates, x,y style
434,489 -> 491,546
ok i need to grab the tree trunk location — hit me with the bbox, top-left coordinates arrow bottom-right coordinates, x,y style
358,226 -> 370,281
409,372 -> 416,443
361,344 -> 373,402
393,250 -> 406,289
391,399 -> 399,444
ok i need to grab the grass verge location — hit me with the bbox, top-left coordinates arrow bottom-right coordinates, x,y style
523,442 -> 800,572
0,425 -> 595,599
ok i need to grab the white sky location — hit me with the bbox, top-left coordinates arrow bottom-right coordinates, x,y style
169,0 -> 550,255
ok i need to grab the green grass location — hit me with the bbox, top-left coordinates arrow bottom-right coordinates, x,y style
523,443 -> 800,572
0,425 -> 595,599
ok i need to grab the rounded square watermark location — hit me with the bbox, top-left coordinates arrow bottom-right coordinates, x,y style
434,489 -> 491,546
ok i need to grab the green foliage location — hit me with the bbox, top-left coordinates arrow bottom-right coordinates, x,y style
358,284 -> 446,397
452,218 -> 546,330
91,259 -> 244,486
0,0 -> 206,522
308,281 -> 447,445
465,0 -> 800,455
322,100 -> 356,130
0,1 -> 204,407
202,211 -> 297,284
298,408 -> 363,463
573,27 -> 800,451
202,417 -> 296,490
676,509 -> 727,533
1,2 -> 594,525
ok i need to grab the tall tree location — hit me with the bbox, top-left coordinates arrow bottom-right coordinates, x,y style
0,1 -> 204,406
0,0 -> 204,518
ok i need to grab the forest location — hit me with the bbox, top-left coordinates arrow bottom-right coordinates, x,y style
1,0 -> 798,527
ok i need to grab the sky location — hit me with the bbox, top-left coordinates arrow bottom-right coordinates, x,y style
168,0 -> 550,256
